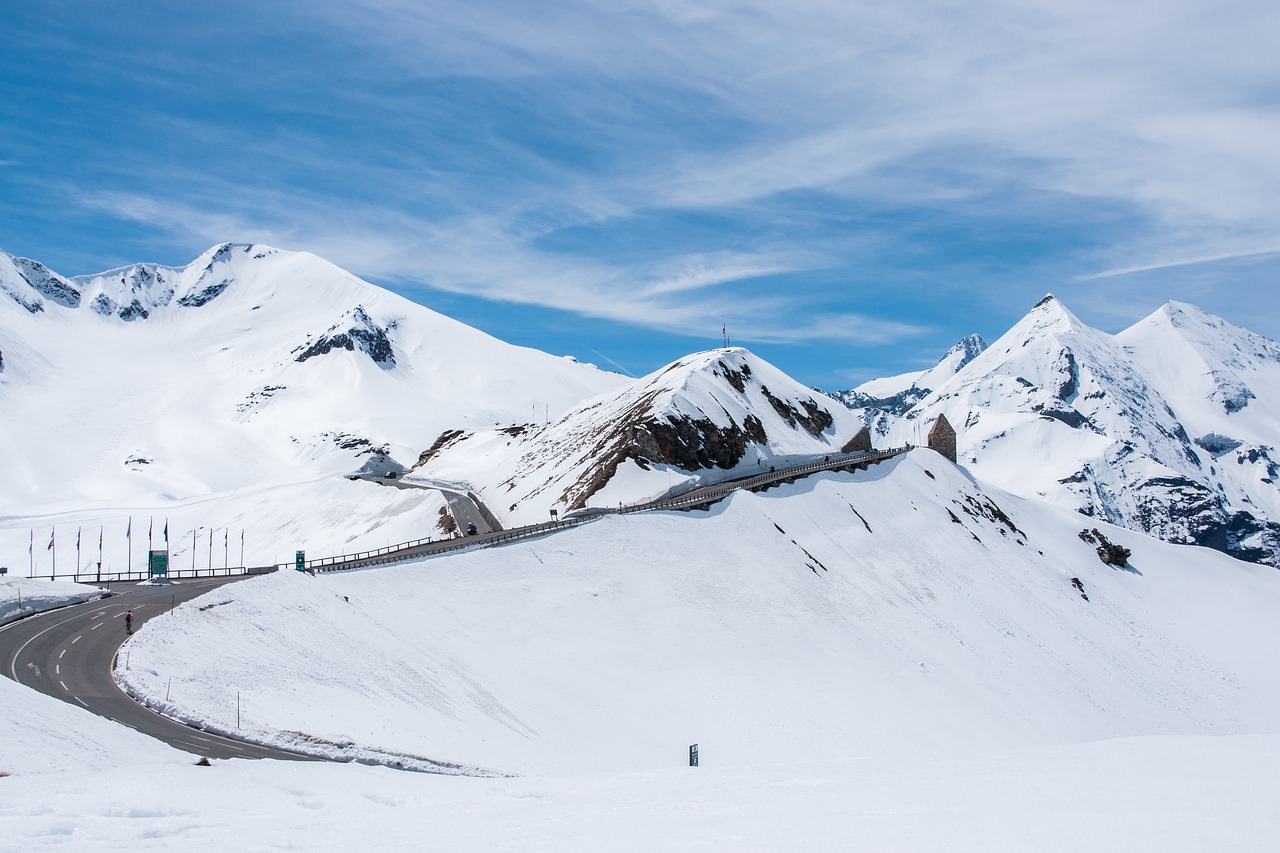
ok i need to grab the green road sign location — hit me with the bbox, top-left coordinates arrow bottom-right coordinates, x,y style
689,744 -> 699,767
148,550 -> 169,577
295,550 -> 306,572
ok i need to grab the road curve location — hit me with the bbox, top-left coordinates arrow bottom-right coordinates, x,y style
0,578 -> 319,762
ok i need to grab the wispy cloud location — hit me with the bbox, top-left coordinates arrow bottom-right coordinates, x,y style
81,186 -> 915,345
18,0 -> 1280,382
1080,248 -> 1280,281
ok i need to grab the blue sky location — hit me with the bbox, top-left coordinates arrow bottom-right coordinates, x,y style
3,1 -> 1279,387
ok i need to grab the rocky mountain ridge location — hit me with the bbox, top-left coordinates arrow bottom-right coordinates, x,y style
832,295 -> 1280,567
409,348 -> 869,526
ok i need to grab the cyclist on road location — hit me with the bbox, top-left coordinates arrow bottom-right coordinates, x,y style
124,610 -> 133,634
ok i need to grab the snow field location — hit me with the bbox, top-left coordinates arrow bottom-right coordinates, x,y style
3,732 -> 1279,851
118,452 -> 1280,778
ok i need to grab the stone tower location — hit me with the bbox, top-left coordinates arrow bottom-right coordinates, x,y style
927,413 -> 957,463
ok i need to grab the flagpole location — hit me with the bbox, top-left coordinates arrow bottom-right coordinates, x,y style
127,516 -> 132,574
50,528 -> 56,580
208,529 -> 213,569
224,529 -> 228,569
98,526 -> 103,581
193,529 -> 197,570
29,528 -> 34,578
76,526 -> 82,578
240,529 -> 245,569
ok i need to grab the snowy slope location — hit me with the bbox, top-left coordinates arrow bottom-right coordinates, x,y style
118,451 -> 1280,778
1120,302 -> 1280,524
408,348 -> 867,526
6,454 -> 1280,847
836,295 -> 1280,567
0,244 -> 625,569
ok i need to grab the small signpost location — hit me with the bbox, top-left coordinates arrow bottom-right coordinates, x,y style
549,508 -> 559,525
689,743 -> 699,767
295,550 -> 306,573
147,550 -> 169,578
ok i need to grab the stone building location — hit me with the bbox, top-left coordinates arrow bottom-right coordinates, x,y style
927,413 -> 957,463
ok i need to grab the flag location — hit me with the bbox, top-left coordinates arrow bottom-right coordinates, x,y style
127,517 -> 132,540
29,529 -> 33,555
47,529 -> 54,550
77,527 -> 81,549
164,520 -> 169,546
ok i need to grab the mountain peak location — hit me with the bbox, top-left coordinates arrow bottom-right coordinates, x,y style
942,333 -> 987,371
1016,293 -> 1087,337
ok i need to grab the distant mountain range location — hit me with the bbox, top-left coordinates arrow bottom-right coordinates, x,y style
830,295 -> 1280,568
4,242 -> 1279,571
0,244 -> 623,565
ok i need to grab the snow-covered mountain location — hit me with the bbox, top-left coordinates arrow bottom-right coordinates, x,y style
832,332 -> 987,420
0,244 -> 625,566
408,347 -> 868,526
834,295 -> 1280,567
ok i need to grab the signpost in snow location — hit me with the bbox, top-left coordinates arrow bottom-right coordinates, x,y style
689,744 -> 699,767
295,550 -> 306,573
148,550 -> 168,578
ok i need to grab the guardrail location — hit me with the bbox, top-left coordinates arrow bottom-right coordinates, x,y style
292,446 -> 912,574
36,565 -> 278,584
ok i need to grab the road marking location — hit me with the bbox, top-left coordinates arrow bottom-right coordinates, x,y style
91,622 -> 102,631
9,609 -> 94,681
75,697 -> 89,708
59,679 -> 68,691
72,635 -> 82,644
56,664 -> 60,675
59,649 -> 67,659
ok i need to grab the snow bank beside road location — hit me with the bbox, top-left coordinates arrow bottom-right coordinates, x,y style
0,577 -> 106,625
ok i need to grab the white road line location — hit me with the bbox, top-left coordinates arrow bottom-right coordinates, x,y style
71,635 -> 82,644
8,610 -> 92,682
75,697 -> 89,708
59,679 -> 68,691
59,649 -> 67,659
56,664 -> 60,675
91,622 -> 102,631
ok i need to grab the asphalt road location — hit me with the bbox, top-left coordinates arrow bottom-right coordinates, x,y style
354,473 -> 500,534
1,578 -> 319,762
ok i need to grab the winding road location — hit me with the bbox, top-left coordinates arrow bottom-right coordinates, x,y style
0,577 -> 318,762
4,446 -> 913,761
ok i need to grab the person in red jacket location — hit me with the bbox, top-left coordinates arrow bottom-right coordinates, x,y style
124,610 -> 133,634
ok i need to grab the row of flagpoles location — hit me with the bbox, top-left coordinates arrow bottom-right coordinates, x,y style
28,518 -> 246,578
